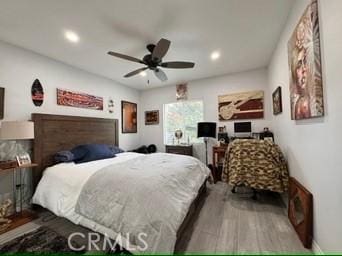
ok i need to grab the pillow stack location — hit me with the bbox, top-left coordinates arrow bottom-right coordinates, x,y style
54,144 -> 125,164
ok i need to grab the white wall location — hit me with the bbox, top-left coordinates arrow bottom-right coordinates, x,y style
268,0 -> 342,251
140,68 -> 271,163
0,40 -> 141,209
0,40 -> 140,150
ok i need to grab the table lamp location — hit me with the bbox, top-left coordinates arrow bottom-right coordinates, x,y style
0,121 -> 35,156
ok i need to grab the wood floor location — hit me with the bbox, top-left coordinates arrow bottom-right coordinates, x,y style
0,182 -> 310,253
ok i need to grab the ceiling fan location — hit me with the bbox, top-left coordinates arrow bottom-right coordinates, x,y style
107,38 -> 195,82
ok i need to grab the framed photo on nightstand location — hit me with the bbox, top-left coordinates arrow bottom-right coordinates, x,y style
16,154 -> 31,166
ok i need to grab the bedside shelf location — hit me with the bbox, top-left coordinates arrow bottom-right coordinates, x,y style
0,163 -> 38,235
0,210 -> 38,235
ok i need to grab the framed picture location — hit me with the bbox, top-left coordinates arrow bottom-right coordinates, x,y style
288,177 -> 313,248
288,0 -> 324,120
16,154 -> 31,166
121,101 -> 137,133
272,86 -> 283,115
0,87 -> 4,120
57,88 -> 103,110
145,110 -> 159,125
218,90 -> 264,121
176,83 -> 188,100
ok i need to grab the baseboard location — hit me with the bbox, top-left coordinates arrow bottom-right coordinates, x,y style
312,239 -> 324,255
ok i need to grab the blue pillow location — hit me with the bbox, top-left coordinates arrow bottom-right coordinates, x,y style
109,145 -> 125,155
71,145 -> 89,161
72,144 -> 115,164
54,151 -> 75,163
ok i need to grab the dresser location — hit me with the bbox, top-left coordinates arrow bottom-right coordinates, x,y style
165,145 -> 193,156
212,145 -> 228,183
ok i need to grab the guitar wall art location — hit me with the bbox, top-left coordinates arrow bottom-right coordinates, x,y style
218,90 -> 264,121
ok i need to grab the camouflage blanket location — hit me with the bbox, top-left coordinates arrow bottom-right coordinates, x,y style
222,139 -> 289,193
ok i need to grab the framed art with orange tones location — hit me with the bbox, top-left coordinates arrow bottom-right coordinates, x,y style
122,101 -> 137,133
288,0 -> 324,120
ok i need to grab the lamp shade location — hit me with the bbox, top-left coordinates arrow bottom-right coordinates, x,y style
0,121 -> 34,140
197,122 -> 217,138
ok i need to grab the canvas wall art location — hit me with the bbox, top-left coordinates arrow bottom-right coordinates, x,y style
57,88 -> 103,110
145,110 -> 159,125
122,101 -> 137,133
176,83 -> 188,100
218,90 -> 264,121
272,86 -> 283,115
288,0 -> 324,120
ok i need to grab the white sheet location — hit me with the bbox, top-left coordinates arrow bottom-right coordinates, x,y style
32,152 -> 209,252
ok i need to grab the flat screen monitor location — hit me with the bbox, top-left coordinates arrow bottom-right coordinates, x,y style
234,122 -> 251,133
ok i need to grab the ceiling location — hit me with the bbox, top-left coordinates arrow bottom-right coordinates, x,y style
0,0 -> 294,90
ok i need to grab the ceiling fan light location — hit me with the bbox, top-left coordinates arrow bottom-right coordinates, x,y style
140,71 -> 147,77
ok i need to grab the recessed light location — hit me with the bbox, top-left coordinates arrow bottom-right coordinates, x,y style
211,51 -> 220,61
140,71 -> 147,77
64,30 -> 79,43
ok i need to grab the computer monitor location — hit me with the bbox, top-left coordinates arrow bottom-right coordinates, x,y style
234,122 -> 252,133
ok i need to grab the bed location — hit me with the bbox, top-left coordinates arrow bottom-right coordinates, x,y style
30,114 -> 209,253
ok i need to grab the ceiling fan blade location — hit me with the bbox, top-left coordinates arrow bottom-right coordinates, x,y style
108,51 -> 144,64
160,61 -> 195,69
154,68 -> 168,82
124,67 -> 148,78
152,38 -> 170,61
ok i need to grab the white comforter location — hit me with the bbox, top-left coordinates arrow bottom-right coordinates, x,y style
32,152 -> 210,253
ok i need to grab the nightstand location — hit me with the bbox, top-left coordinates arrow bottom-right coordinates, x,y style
165,145 -> 193,156
212,145 -> 228,183
0,163 -> 38,235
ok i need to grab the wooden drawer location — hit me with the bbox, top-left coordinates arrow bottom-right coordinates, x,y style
165,145 -> 193,156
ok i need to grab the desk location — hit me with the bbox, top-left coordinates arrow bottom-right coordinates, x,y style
212,145 -> 228,183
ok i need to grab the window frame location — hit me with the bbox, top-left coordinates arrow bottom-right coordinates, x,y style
163,99 -> 204,145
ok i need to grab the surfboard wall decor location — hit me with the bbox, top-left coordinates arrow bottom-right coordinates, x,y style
31,79 -> 44,107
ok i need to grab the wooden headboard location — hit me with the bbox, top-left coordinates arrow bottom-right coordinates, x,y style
31,113 -> 119,189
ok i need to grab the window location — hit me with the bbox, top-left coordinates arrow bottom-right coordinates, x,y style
163,100 -> 204,145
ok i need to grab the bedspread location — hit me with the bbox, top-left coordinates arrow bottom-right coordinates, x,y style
75,153 -> 209,253
222,139 -> 289,193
